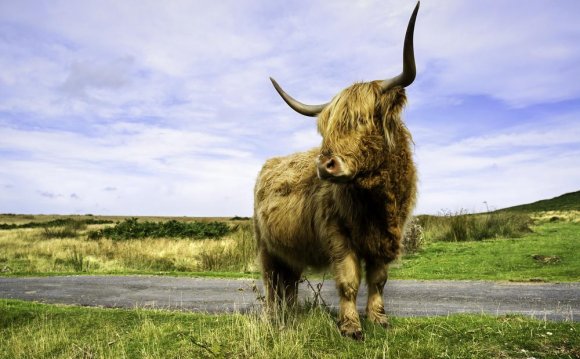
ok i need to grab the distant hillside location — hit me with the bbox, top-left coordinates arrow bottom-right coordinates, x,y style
499,190 -> 580,212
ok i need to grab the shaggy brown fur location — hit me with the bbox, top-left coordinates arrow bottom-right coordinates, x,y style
254,81 -> 417,339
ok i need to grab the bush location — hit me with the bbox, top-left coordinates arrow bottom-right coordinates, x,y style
88,218 -> 231,240
0,218 -> 113,230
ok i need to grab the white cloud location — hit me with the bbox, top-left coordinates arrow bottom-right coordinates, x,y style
0,0 -> 579,215
414,119 -> 580,214
288,128 -> 321,153
60,57 -> 135,98
0,125 -> 262,215
414,1 -> 580,107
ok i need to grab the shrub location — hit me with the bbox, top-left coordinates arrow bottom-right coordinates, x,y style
0,218 -> 113,231
88,218 -> 231,240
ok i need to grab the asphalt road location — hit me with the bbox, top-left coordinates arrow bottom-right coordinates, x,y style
0,276 -> 578,321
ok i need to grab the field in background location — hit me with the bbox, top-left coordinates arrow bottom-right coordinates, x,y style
0,216 -> 257,275
0,209 -> 578,282
1,299 -> 578,359
392,219 -> 580,281
1,192 -> 578,279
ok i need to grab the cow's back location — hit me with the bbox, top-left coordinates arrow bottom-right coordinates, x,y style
254,148 -> 330,269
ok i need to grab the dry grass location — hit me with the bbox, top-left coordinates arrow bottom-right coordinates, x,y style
0,220 -> 257,275
532,210 -> 580,224
197,221 -> 257,272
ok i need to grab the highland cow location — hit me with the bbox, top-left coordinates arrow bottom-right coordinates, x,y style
254,3 -> 420,339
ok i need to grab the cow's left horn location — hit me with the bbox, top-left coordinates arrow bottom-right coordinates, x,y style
379,1 -> 420,93
270,77 -> 328,117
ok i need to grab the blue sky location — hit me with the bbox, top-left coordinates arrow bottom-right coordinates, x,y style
0,0 -> 579,216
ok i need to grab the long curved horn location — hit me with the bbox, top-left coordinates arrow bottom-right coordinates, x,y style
270,77 -> 328,117
379,1 -> 420,93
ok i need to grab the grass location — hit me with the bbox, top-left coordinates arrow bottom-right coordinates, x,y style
417,211 -> 533,242
0,220 -> 258,276
0,299 -> 577,359
0,208 -> 577,357
391,220 -> 580,282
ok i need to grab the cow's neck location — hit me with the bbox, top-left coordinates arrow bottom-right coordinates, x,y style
331,180 -> 401,261
333,180 -> 389,228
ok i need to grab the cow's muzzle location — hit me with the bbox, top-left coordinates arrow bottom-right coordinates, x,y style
316,155 -> 352,183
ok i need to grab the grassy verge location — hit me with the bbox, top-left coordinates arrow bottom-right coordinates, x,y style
0,220 -> 257,276
391,221 -> 580,282
1,299 -> 578,359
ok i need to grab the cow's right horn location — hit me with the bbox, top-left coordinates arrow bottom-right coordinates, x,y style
379,1 -> 420,93
270,77 -> 328,117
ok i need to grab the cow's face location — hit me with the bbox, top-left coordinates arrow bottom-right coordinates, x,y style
269,2 -> 418,183
315,83 -> 406,183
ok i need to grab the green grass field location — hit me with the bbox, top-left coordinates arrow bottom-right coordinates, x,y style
1,299 -> 578,359
391,221 -> 580,282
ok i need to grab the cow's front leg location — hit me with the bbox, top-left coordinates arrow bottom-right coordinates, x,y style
334,251 -> 362,340
365,259 -> 389,327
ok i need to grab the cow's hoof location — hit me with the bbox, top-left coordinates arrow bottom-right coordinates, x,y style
340,327 -> 364,341
369,313 -> 390,328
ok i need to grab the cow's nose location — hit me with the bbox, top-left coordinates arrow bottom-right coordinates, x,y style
317,155 -> 343,178
323,157 -> 339,174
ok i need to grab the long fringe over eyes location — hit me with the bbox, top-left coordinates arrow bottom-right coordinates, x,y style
317,81 -> 410,151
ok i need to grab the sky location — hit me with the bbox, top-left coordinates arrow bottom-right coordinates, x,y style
1,0 -> 579,216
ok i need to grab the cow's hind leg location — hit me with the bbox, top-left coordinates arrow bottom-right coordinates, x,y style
334,251 -> 363,340
365,259 -> 389,327
260,248 -> 301,309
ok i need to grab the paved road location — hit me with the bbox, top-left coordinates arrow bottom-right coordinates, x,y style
0,276 -> 578,321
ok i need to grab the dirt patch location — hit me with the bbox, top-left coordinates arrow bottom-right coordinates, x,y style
532,254 -> 561,265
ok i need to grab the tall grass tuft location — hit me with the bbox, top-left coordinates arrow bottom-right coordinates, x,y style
67,247 -> 86,272
41,221 -> 86,239
418,211 -> 533,242
402,217 -> 424,253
